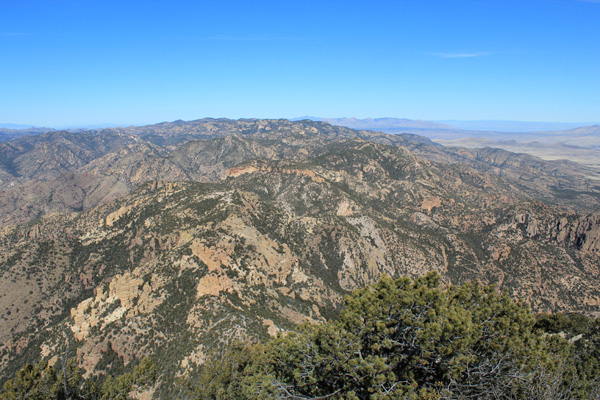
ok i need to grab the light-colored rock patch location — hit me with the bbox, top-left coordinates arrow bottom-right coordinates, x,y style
70,272 -> 164,341
262,318 -> 279,336
336,200 -> 355,216
421,197 -> 442,212
105,205 -> 132,227
196,274 -> 232,297
191,240 -> 231,271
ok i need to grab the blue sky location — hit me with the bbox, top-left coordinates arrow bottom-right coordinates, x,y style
0,0 -> 599,127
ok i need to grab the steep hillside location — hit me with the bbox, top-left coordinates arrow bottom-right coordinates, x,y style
0,130 -> 136,181
1,140 -> 599,396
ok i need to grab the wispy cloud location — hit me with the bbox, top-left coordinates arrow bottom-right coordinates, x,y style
194,34 -> 314,42
576,0 -> 600,3
1,32 -> 27,36
428,51 -> 493,59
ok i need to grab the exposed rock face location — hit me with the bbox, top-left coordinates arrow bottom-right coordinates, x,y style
226,165 -> 260,177
497,204 -> 600,253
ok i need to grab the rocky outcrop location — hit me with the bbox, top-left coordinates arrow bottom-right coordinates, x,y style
70,272 -> 164,341
497,204 -> 600,253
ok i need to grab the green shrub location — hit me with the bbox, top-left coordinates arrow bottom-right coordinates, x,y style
190,273 -> 595,399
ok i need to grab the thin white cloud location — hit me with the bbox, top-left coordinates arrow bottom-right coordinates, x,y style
429,51 -> 493,59
1,33 -> 27,36
195,34 -> 313,42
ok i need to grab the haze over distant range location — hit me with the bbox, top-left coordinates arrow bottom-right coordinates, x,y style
5,118 -> 598,133
437,120 -> 600,133
296,117 -> 600,170
4,117 -> 598,137
297,117 -> 600,133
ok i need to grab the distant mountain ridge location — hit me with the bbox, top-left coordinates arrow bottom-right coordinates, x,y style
294,116 -> 453,130
296,116 -> 599,134
0,123 -> 37,129
0,118 -> 598,227
297,117 -> 600,168
0,126 -> 57,142
437,120 -> 599,132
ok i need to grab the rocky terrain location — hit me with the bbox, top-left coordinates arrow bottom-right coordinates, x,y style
0,119 -> 598,227
0,119 -> 599,397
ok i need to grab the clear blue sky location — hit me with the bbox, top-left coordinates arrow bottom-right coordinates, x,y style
1,0 -> 599,127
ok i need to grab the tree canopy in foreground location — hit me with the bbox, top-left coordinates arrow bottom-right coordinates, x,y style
188,273 -> 600,399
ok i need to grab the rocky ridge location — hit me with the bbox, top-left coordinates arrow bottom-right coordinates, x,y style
0,119 -> 599,228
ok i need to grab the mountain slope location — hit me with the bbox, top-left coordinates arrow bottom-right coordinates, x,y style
1,140 -> 599,396
0,119 -> 598,228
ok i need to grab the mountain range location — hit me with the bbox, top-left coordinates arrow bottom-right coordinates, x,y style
0,118 -> 599,397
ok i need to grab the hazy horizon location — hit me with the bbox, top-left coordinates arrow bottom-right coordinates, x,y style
2,116 -> 599,133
